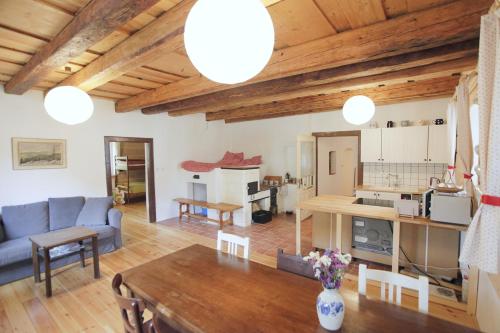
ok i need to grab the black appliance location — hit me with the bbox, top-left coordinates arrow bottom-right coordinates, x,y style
252,210 -> 272,224
269,187 -> 278,215
352,216 -> 393,256
247,181 -> 258,195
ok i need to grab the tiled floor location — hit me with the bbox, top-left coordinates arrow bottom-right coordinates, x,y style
158,213 -> 313,257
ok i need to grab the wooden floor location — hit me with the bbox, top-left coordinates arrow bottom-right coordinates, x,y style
0,204 -> 479,332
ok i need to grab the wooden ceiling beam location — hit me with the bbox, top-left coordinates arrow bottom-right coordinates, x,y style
57,0 -> 282,94
142,39 -> 478,116
4,0 -> 159,94
58,0 -> 195,91
204,55 -> 475,121
207,76 -> 459,123
116,0 -> 489,113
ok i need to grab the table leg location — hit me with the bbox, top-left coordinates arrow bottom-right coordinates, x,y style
336,213 -> 342,251
178,203 -> 183,220
92,236 -> 100,279
32,243 -> 41,283
79,240 -> 85,268
44,248 -> 52,297
229,211 -> 234,225
392,221 -> 400,273
467,265 -> 479,315
218,211 -> 224,230
295,208 -> 302,255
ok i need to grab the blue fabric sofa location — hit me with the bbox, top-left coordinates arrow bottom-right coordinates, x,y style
0,196 -> 122,285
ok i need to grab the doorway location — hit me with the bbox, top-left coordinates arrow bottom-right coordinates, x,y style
314,131 -> 362,196
104,136 -> 156,223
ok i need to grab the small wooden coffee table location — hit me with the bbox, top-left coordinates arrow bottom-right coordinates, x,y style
30,226 -> 100,297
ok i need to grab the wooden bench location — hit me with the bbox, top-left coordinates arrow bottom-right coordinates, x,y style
174,198 -> 242,230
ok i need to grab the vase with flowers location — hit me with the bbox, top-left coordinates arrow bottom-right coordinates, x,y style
304,249 -> 352,331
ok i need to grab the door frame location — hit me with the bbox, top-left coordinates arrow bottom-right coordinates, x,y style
104,136 -> 156,223
312,131 -> 363,196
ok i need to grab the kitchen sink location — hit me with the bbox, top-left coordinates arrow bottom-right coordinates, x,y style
353,197 -> 394,208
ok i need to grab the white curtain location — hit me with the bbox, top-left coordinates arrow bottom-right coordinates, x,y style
460,11 -> 500,274
455,78 -> 473,194
447,101 -> 457,166
446,100 -> 457,184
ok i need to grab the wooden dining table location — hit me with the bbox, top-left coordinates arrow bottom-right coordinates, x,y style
121,244 -> 478,333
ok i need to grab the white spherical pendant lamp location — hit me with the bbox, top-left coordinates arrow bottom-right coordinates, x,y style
44,86 -> 94,125
184,0 -> 275,84
342,95 -> 375,125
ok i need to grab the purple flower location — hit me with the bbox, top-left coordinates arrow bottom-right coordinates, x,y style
303,249 -> 352,290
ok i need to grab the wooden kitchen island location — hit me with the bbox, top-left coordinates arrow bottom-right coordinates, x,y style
295,195 -> 467,272
295,195 -> 479,313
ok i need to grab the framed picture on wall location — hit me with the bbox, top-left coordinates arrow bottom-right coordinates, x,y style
12,138 -> 67,170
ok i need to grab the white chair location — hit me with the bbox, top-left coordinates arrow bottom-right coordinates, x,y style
358,264 -> 429,313
216,230 -> 250,259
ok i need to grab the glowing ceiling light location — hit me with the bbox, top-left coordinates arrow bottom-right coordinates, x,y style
184,0 -> 275,84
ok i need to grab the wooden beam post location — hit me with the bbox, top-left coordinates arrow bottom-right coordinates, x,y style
296,208 -> 302,255
4,0 -> 160,94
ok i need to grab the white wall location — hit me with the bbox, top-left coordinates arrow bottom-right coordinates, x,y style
0,88 -> 449,220
0,87 -> 229,220
224,98 -> 449,178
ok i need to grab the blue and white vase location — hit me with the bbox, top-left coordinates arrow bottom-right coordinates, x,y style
316,288 -> 345,331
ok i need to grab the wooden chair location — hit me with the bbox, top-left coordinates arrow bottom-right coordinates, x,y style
112,273 -> 154,333
358,264 -> 429,313
216,230 -> 250,259
276,248 -> 315,279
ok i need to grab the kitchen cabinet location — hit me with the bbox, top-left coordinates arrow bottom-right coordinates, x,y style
427,125 -> 449,163
361,125 -> 449,164
382,126 -> 428,163
361,128 -> 382,162
356,189 -> 401,201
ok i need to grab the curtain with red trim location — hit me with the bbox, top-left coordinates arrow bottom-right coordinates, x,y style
460,12 -> 500,274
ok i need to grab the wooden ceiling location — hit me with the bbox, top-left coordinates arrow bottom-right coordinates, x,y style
0,0 -> 490,122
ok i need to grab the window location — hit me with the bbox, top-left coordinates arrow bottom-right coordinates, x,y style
329,151 -> 336,175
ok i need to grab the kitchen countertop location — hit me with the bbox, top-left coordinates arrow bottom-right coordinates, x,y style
355,185 -> 428,195
297,195 -> 466,231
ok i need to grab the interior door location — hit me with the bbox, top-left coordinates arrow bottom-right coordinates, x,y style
296,134 -> 316,219
317,136 -> 358,196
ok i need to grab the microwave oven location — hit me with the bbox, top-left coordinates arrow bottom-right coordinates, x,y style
430,194 -> 472,225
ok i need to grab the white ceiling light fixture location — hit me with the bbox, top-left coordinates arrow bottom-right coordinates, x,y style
44,86 -> 94,125
342,95 -> 376,125
184,0 -> 275,84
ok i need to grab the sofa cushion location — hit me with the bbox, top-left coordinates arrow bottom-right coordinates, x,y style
76,197 -> 113,226
48,196 -> 85,231
0,237 -> 32,267
2,201 -> 49,240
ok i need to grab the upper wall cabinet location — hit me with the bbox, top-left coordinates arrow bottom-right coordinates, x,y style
361,128 -> 382,162
382,126 -> 429,163
427,125 -> 449,164
361,125 -> 449,164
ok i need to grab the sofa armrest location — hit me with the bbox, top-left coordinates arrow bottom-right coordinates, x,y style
0,214 -> 4,243
108,208 -> 122,249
